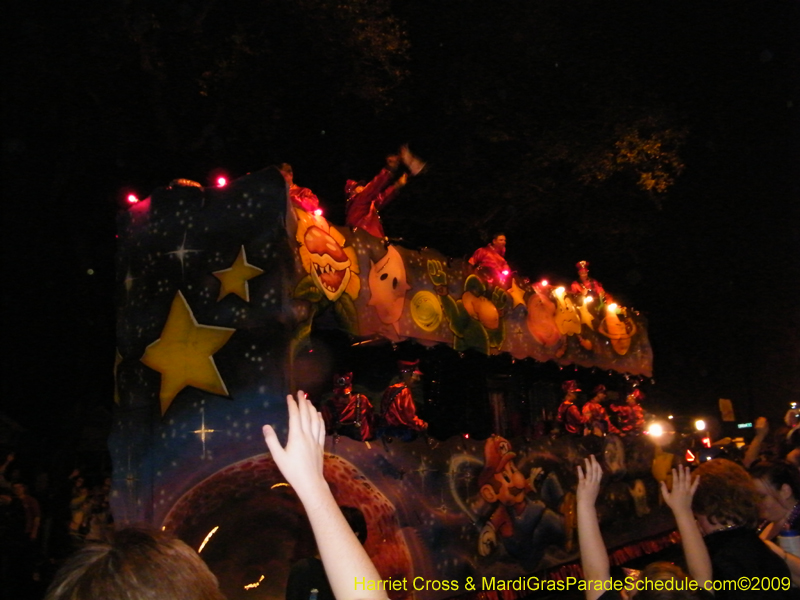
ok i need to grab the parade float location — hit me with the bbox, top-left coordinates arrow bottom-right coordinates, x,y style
113,167 -> 672,600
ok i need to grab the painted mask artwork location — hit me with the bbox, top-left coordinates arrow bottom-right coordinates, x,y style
296,208 -> 360,302
368,245 -> 411,329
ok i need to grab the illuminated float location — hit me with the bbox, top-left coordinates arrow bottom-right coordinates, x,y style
114,168 -> 667,600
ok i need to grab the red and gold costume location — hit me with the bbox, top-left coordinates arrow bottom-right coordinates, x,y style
469,244 -> 509,276
571,260 -> 606,299
557,400 -> 584,435
345,169 -> 403,239
381,383 -> 427,432
610,401 -> 644,436
289,185 -> 321,213
323,373 -> 374,441
582,401 -> 619,435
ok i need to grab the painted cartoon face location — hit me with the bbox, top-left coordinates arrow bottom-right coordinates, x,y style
554,290 -> 582,336
492,461 -> 529,506
410,290 -> 443,332
304,225 -> 352,301
368,246 -> 410,325
526,287 -> 561,346
462,292 -> 500,330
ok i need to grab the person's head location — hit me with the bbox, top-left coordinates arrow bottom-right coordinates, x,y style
340,506 -> 368,545
398,360 -> 422,385
592,384 -> 607,402
279,163 -> 294,185
749,460 -> 800,525
44,527 -> 226,600
385,154 -> 401,170
491,233 -> 506,250
576,260 -> 590,282
627,388 -> 644,406
562,380 -> 580,402
692,458 -> 761,533
12,482 -> 27,498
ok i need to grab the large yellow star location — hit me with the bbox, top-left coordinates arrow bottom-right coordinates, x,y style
213,246 -> 264,302
507,278 -> 527,308
141,291 -> 235,414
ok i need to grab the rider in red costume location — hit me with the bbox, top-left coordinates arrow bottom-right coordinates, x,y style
581,384 -> 619,436
610,388 -> 645,436
469,233 -> 510,287
381,360 -> 427,437
345,146 -> 425,240
556,380 -> 585,435
280,163 -> 321,214
570,260 -> 606,300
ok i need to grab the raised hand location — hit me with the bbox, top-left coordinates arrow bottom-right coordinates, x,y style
660,464 -> 698,516
263,391 -> 327,499
576,454 -> 603,507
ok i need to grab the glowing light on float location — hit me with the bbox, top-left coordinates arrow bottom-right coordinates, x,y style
197,526 -> 219,553
216,176 -> 227,188
127,194 -> 139,204
694,419 -> 706,431
244,576 -> 265,590
314,209 -> 323,216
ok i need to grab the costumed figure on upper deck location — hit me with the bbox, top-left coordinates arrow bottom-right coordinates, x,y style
380,360 -> 428,442
570,260 -> 607,302
280,163 -> 322,214
469,233 -> 511,289
345,145 -> 426,241
556,380 -> 585,436
322,372 -> 375,442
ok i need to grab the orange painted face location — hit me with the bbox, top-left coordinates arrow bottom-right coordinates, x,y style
304,225 -> 352,301
462,292 -> 500,330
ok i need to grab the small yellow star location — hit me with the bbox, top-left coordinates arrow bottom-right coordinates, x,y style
508,278 -> 527,308
213,246 -> 264,302
141,291 -> 235,414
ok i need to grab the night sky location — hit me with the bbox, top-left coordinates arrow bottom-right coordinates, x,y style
2,0 -> 798,474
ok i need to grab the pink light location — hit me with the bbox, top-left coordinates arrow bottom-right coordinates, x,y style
463,433 -> 470,439
216,176 -> 227,188
314,209 -> 323,216
127,194 -> 139,204
501,269 -> 509,276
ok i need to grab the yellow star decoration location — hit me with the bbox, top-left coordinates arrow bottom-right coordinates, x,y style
141,291 -> 235,415
213,246 -> 264,302
507,278 -> 527,308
